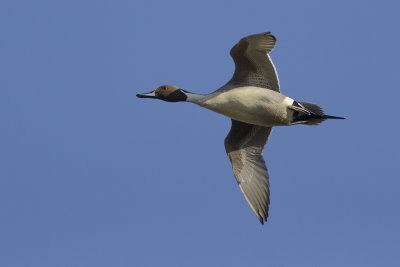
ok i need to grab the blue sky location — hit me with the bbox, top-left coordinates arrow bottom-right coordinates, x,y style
1,0 -> 400,266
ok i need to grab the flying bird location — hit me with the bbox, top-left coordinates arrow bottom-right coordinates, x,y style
137,32 -> 345,224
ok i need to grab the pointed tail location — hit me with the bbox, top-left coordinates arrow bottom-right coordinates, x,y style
291,101 -> 346,125
323,114 -> 346,120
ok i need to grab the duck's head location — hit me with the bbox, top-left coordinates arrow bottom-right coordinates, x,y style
136,85 -> 187,102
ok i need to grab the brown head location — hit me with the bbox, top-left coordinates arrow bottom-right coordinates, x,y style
136,85 -> 188,102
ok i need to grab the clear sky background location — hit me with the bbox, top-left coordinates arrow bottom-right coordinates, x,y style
1,0 -> 400,266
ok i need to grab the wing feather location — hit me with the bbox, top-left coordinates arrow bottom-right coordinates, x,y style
224,119 -> 272,224
227,32 -> 280,92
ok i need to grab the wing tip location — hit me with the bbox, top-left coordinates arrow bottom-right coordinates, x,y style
257,212 -> 268,225
264,31 -> 276,42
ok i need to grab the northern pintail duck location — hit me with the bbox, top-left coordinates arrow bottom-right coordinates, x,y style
137,32 -> 345,224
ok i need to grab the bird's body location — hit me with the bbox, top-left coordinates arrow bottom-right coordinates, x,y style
186,86 -> 294,127
137,32 -> 345,224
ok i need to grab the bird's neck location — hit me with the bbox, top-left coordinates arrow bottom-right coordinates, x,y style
184,91 -> 209,104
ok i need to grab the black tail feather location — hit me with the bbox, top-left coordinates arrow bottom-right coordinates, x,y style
291,101 -> 345,125
323,115 -> 346,120
297,101 -> 324,117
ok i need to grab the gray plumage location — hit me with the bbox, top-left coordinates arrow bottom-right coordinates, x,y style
222,32 -> 280,92
136,31 -> 345,224
224,120 -> 272,224
221,32 -> 280,223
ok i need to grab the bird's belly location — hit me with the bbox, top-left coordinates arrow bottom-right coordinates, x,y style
213,102 -> 290,126
200,87 -> 294,126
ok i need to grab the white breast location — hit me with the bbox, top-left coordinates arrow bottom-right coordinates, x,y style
190,87 -> 294,126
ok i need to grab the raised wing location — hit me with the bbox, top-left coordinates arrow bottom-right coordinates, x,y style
224,119 -> 273,224
228,32 -> 280,92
